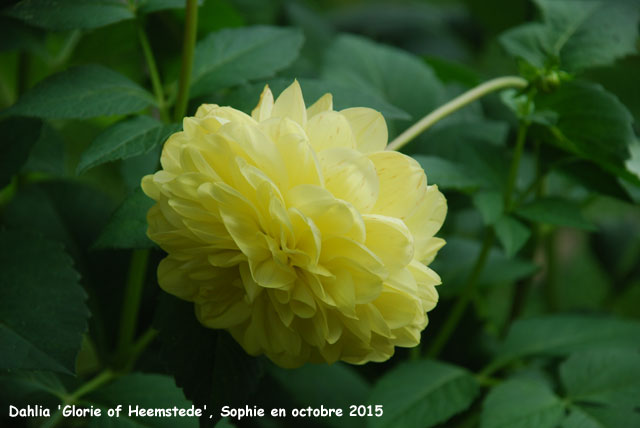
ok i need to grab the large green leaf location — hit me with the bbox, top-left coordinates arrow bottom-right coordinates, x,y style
323,34 -> 445,124
93,187 -> 155,250
6,0 -> 134,30
76,116 -> 177,174
368,360 -> 479,428
190,26 -> 304,97
0,230 -> 89,374
562,405 -> 640,428
85,373 -> 198,428
494,215 -> 531,258
496,315 -> 640,365
500,0 -> 639,72
269,363 -> 369,428
534,81 -> 635,176
0,117 -> 42,187
560,349 -> 640,409
413,155 -> 477,191
481,378 -> 564,428
7,65 -> 156,119
515,197 -> 594,230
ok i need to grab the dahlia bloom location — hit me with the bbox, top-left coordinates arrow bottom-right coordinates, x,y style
142,81 -> 446,368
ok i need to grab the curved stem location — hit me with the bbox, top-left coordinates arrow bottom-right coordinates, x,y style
116,249 -> 150,366
137,22 -> 169,122
427,230 -> 495,358
173,0 -> 199,121
386,76 -> 528,152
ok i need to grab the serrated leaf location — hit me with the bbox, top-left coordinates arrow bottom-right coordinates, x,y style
497,315 -> 640,364
560,349 -> 640,409
77,116 -> 177,174
481,378 -> 564,428
0,117 -> 42,187
269,363 -> 369,428
7,65 -> 156,119
191,26 -> 304,97
368,360 -> 479,428
323,34 -> 445,124
534,81 -> 634,176
6,0 -> 134,31
500,0 -> 639,72
93,187 -> 155,250
495,216 -> 531,258
0,230 -> 89,374
85,373 -> 198,428
222,78 -> 410,120
516,197 -> 594,230
413,155 -> 477,191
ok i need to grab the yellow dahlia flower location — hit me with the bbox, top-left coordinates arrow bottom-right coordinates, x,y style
142,81 -> 447,368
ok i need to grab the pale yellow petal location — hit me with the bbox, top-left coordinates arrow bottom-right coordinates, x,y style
341,107 -> 388,153
251,84 -> 274,122
363,214 -> 414,269
306,111 -> 355,152
307,93 -> 333,118
272,80 -> 307,126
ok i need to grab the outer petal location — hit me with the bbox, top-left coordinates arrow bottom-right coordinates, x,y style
341,107 -> 388,153
306,111 -> 356,152
251,84 -> 274,122
272,80 -> 307,127
307,93 -> 333,118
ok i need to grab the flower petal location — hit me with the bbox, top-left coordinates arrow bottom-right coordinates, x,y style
272,80 -> 307,127
341,107 -> 388,153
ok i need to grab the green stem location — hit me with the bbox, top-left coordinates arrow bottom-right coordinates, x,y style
116,249 -> 150,365
137,23 -> 169,122
504,122 -> 529,211
124,328 -> 158,371
427,230 -> 495,358
386,76 -> 528,151
173,0 -> 199,121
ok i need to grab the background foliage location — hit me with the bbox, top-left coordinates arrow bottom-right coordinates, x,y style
1,0 -> 640,427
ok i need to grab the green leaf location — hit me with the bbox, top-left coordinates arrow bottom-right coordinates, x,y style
534,81 -> 635,181
76,116 -> 177,174
154,293 -> 263,424
21,123 -> 66,177
494,216 -> 531,258
496,315 -> 640,364
138,0 -> 202,14
368,360 -> 479,428
0,117 -> 42,187
323,33 -> 445,123
7,65 -> 156,119
563,405 -> 640,428
500,0 -> 639,72
6,0 -> 134,30
222,78 -> 410,120
269,364 -> 369,428
191,26 -> 304,97
560,349 -> 640,409
473,191 -> 504,225
515,197 -> 594,230
481,378 -> 564,428
93,187 -> 155,250
413,155 -> 477,191
86,373 -> 198,428
0,230 -> 88,374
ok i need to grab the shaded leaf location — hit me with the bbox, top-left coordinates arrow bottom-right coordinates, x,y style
191,26 -> 304,97
516,197 -> 594,230
494,215 -> 531,258
20,122 -> 66,176
0,116 -> 42,187
323,33 -> 445,124
473,191 -> 504,225
0,230 -> 88,374
7,65 -> 156,119
496,315 -> 640,364
368,360 -> 479,428
563,405 -> 640,428
414,155 -> 477,191
500,0 -> 639,72
138,0 -> 202,14
76,116 -> 177,174
6,0 -> 134,31
560,349 -> 640,409
481,378 -> 564,428
93,187 -> 155,250
86,373 -> 198,428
